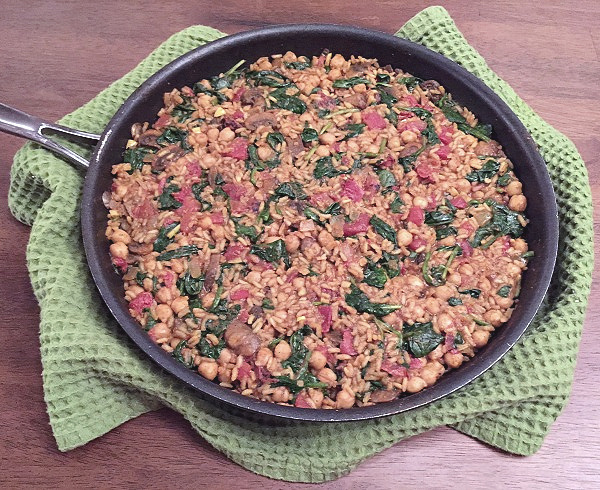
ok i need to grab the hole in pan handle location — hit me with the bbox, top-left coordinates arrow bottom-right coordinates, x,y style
0,102 -> 101,171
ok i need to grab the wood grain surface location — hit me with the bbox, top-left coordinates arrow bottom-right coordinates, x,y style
0,1 -> 598,488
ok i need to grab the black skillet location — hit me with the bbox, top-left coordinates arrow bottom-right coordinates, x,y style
0,24 -> 559,422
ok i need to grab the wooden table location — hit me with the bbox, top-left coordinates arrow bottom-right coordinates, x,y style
1,1 -> 598,487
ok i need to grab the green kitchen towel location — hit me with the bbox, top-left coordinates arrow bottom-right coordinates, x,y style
7,6 -> 593,483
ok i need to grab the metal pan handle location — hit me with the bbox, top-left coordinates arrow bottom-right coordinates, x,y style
0,103 -> 101,171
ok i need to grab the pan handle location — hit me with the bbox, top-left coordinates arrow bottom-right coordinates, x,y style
0,103 -> 101,171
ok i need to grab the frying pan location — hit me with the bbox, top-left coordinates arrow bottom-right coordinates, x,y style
0,24 -> 559,422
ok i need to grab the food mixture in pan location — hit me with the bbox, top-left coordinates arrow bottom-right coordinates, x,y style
106,52 -> 531,409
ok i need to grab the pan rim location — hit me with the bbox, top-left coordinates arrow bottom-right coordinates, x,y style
81,23 -> 558,422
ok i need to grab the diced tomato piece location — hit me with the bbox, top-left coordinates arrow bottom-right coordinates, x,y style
407,206 -> 425,226
403,95 -> 419,106
340,329 -> 358,355
210,212 -> 225,225
409,236 -> 427,251
254,364 -> 273,383
173,186 -> 192,203
237,361 -> 252,380
286,270 -> 299,283
362,110 -> 387,130
131,200 -> 157,219
112,257 -> 127,273
181,86 -> 194,97
238,309 -> 250,324
415,163 -> 434,180
460,221 -> 475,235
225,137 -> 249,160
381,360 -> 408,378
410,357 -> 424,369
341,178 -> 364,202
318,93 -> 337,109
157,178 -> 166,193
174,196 -> 200,233
154,113 -> 170,129
186,161 -> 202,177
232,109 -> 244,120
224,243 -> 247,261
380,155 -> 395,168
309,192 -> 334,207
222,183 -> 247,200
444,333 -> 456,351
332,142 -> 341,153
232,87 -> 245,102
343,213 -> 370,236
436,144 -> 452,160
294,393 -> 312,408
129,291 -> 153,314
458,239 -> 473,257
321,287 -> 339,299
162,271 -> 175,288
451,196 -> 468,209
317,305 -> 332,333
231,289 -> 250,301
502,236 -> 511,255
397,119 -> 427,133
438,126 -> 455,145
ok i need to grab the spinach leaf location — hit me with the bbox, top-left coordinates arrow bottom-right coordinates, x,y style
324,202 -> 343,216
250,239 -> 290,268
285,57 -> 311,70
266,132 -> 285,151
497,173 -> 511,187
370,215 -> 398,246
124,146 -> 153,173
458,288 -> 481,298
448,297 -> 463,306
274,182 -> 308,200
261,298 -> 275,310
377,88 -> 397,108
245,70 -> 290,88
397,106 -> 433,120
197,338 -> 225,360
271,373 -> 327,395
135,271 -> 147,288
437,95 -> 491,142
497,285 -> 511,298
246,144 -> 280,171
342,123 -> 366,141
397,76 -> 423,91
269,87 -> 307,114
376,73 -> 391,85
377,169 -> 396,190
421,120 -> 440,145
379,251 -> 401,279
459,122 -> 492,141
156,126 -> 191,150
281,325 -> 312,372
345,284 -> 402,317
233,219 -> 260,242
425,210 -> 454,227
402,321 -> 444,358
171,96 -> 196,122
314,156 -> 340,179
422,247 -> 460,287
398,145 -> 425,173
157,183 -> 182,210
301,127 -> 319,144
144,313 -> 157,332
156,245 -> 199,261
471,200 -> 525,248
435,226 -> 457,241
193,82 -> 229,104
172,340 -> 194,368
177,271 -> 204,296
466,159 -> 500,183
332,76 -> 370,88
303,207 -> 324,226
389,194 -> 404,213
191,182 -> 212,211
363,261 -> 388,289
153,222 -> 179,252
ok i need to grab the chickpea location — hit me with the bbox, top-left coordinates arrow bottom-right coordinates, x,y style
455,179 -> 472,193
484,309 -> 503,327
506,180 -> 522,197
274,340 -> 292,361
127,285 -> 144,297
319,132 -> 336,146
272,386 -> 290,403
218,347 -> 234,364
206,127 -> 220,141
309,350 -> 327,370
201,292 -> 215,309
506,263 -> 522,276
327,68 -> 341,80
308,388 -> 324,408
434,284 -> 454,301
284,234 -> 300,254
317,229 -> 335,249
497,296 -> 513,309
155,303 -> 173,323
110,242 -> 128,259
211,226 -> 225,241
219,127 -> 236,142
114,184 -> 128,199
424,297 -> 440,315
353,83 -> 367,93
148,323 -> 170,343
472,329 -> 491,347
170,296 -> 189,316
336,389 -> 356,409
508,194 -> 527,212
447,272 -> 462,286
330,53 -> 346,69
397,229 -> 413,247
400,130 -> 418,143
437,313 -> 454,330
388,136 -> 402,151
513,238 -> 528,253
292,277 -> 305,289
255,347 -> 273,367
317,367 -> 337,386
420,361 -> 444,386
111,229 -> 131,244
155,287 -> 173,304
406,376 -> 427,393
444,352 -> 464,369
412,196 -> 428,208
257,145 -> 273,161
245,270 -> 261,284
315,145 -> 330,157
198,359 -> 218,380
198,215 -> 213,230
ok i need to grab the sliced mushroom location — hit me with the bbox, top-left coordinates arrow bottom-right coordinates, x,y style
151,144 -> 186,172
399,143 -> 422,158
128,242 -> 153,255
285,135 -> 304,157
203,254 -> 221,291
347,60 -> 373,75
224,320 -> 261,357
138,129 -> 162,148
244,111 -> 278,130
345,92 -> 368,109
369,389 -> 400,403
249,305 -> 264,319
474,140 -> 504,158
241,87 -> 264,105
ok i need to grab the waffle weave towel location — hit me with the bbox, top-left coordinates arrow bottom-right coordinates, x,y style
7,6 -> 593,483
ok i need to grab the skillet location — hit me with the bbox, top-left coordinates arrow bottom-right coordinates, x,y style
0,24 -> 559,422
